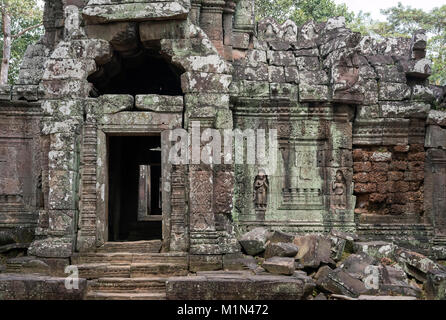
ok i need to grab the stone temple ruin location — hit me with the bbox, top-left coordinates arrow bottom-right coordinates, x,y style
1,0 -> 446,300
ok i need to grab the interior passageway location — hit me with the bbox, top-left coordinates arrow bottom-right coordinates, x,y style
108,135 -> 162,241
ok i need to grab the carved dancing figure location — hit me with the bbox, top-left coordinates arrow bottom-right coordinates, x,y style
254,169 -> 269,209
331,169 -> 347,210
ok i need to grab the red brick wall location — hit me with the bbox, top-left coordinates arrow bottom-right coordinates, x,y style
353,144 -> 424,216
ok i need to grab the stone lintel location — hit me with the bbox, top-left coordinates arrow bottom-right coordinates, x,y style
82,1 -> 190,25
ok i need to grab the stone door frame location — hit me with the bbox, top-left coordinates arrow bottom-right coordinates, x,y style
94,112 -> 183,251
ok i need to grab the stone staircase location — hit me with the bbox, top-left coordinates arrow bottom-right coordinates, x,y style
71,240 -> 189,300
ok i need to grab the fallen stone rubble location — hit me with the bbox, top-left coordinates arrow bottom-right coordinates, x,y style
1,227 -> 445,300
232,227 -> 446,300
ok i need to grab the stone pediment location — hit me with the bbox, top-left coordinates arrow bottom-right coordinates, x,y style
83,0 -> 191,24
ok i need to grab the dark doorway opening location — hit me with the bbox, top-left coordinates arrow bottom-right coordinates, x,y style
88,49 -> 183,96
108,135 -> 163,241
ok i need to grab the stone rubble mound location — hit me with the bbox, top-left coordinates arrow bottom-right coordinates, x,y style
234,228 -> 446,300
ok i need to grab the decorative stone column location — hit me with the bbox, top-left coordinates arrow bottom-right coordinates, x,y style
190,0 -> 202,25
76,116 -> 98,252
169,164 -> 189,252
430,150 -> 446,243
425,120 -> 446,255
232,0 -> 254,50
213,111 -> 240,255
233,0 -> 254,32
188,121 -> 222,270
200,0 -> 225,56
222,0 -> 237,60
28,99 -> 83,258
28,4 -> 110,256
42,0 -> 64,48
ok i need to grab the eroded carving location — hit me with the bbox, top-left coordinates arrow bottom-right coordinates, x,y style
253,169 -> 269,209
331,170 -> 347,210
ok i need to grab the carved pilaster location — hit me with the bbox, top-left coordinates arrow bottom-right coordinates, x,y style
426,149 -> 446,242
189,165 -> 222,255
169,164 -> 188,251
190,0 -> 202,25
214,164 -> 240,253
233,0 -> 254,33
77,122 -> 97,251
222,0 -> 237,60
189,168 -> 215,231
223,1 -> 236,45
200,0 -> 225,55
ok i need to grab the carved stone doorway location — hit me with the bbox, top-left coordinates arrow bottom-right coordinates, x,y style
107,135 -> 163,242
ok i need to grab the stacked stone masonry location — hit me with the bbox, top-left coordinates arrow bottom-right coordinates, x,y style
353,145 -> 425,217
0,0 -> 446,300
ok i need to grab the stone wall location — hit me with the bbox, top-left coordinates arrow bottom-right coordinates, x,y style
230,29 -> 357,233
0,101 -> 41,253
353,145 -> 425,217
15,0 -> 240,269
425,110 -> 446,256
228,16 -> 438,248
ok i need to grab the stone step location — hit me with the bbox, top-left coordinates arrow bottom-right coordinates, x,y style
5,263 -> 21,273
77,262 -> 188,279
72,252 -> 188,265
130,263 -> 188,277
5,256 -> 67,277
95,240 -> 162,253
88,277 -> 167,293
78,263 -> 131,279
86,291 -> 166,300
72,253 -> 133,265
132,252 -> 187,265
166,272 -> 315,300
